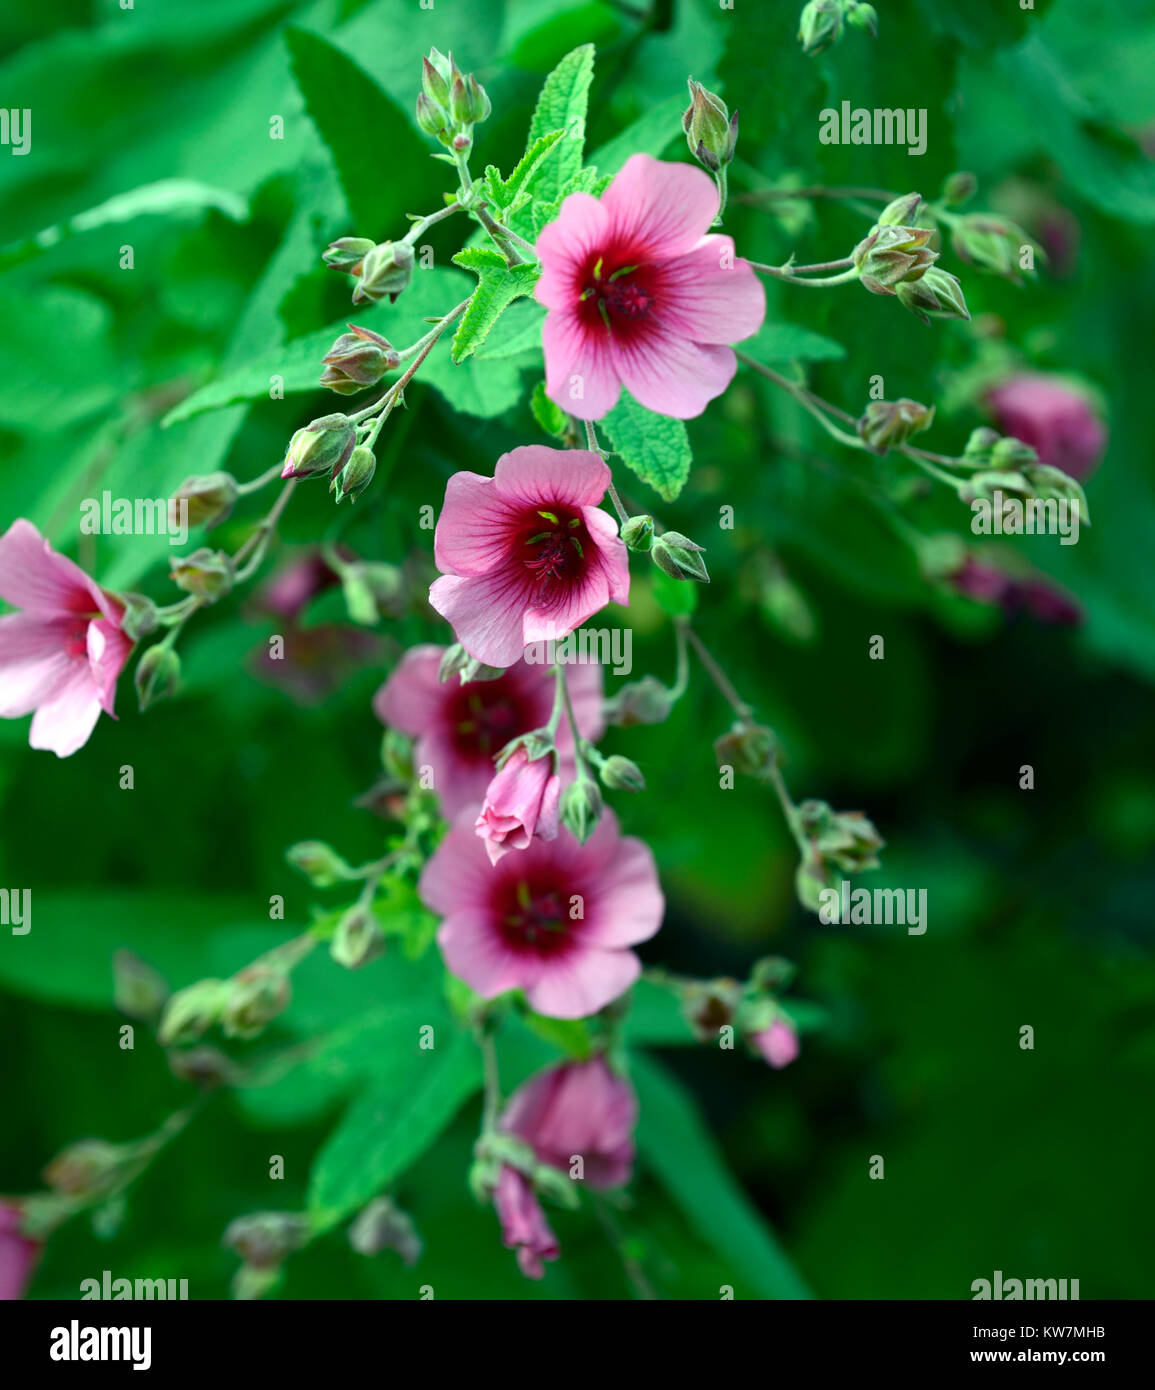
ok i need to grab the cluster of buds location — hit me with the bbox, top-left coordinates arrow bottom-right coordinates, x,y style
714,720 -> 777,781
793,799 -> 885,911
798,0 -> 877,56
157,954 -> 297,1047
320,326 -> 401,395
323,237 -> 414,306
678,959 -> 802,1069
958,428 -> 1090,521
415,48 -> 491,154
856,397 -> 936,455
852,194 -> 970,324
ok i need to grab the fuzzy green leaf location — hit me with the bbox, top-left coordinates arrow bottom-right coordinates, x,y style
601,391 -> 692,503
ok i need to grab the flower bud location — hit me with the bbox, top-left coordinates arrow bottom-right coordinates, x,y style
714,721 -> 777,779
221,966 -> 291,1040
348,1197 -> 422,1265
1023,464 -> 1089,523
223,1211 -> 310,1269
158,978 -> 230,1046
170,547 -> 235,605
949,213 -> 1036,281
341,559 -> 404,623
964,426 -> 1002,463
560,778 -> 603,844
323,237 -> 375,273
334,446 -> 377,504
856,398 -> 935,455
845,0 -> 878,34
352,241 -> 415,306
450,72 -> 491,127
990,434 -> 1039,469
112,949 -> 169,1023
416,91 -> 447,140
620,514 -> 654,552
320,325 -> 401,394
853,223 -> 937,293
286,840 -> 354,888
603,675 -> 675,728
43,1139 -> 127,1200
282,414 -> 356,480
330,906 -> 386,971
682,80 -> 738,174
796,799 -> 885,873
959,470 -> 1035,506
599,753 -> 646,793
421,52 -> 452,111
681,978 -> 741,1042
116,591 -> 158,642
798,0 -> 843,55
941,171 -> 976,207
895,265 -> 970,324
171,471 -> 238,531
168,1045 -> 240,1089
134,643 -> 180,712
877,192 -> 922,227
652,531 -> 709,583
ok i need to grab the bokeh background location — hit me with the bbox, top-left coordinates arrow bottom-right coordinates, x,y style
1,0 -> 1153,1299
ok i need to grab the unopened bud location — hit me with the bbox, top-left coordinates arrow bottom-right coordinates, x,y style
990,435 -> 1039,469
341,559 -> 403,624
450,72 -> 490,127
896,265 -> 970,324
171,472 -> 238,531
286,840 -> 354,888
964,426 -> 1002,463
602,675 -> 675,728
117,591 -> 158,642
798,0 -> 843,55
168,1045 -> 239,1089
941,171 -> 977,207
348,1197 -> 423,1265
221,966 -> 291,1040
334,446 -> 377,504
681,979 -> 741,1042
598,753 -> 646,793
223,1211 -> 310,1269
682,80 -> 738,174
845,0 -> 878,34
353,241 -> 414,306
714,721 -> 777,779
652,532 -> 709,583
421,53 -> 452,110
320,325 -> 400,394
134,642 -> 180,712
158,978 -> 230,1046
853,223 -> 937,293
416,91 -> 447,140
877,192 -> 922,227
170,547 -> 235,604
856,398 -> 935,455
282,414 -> 356,480
797,799 -> 885,874
323,237 -> 375,273
113,949 -> 169,1023
950,213 -> 1036,281
620,514 -> 654,552
330,906 -> 386,971
560,778 -> 603,844
43,1139 -> 127,1200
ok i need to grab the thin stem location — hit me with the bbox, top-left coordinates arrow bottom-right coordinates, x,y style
679,621 -> 753,722
557,667 -> 594,783
479,1029 -> 502,1135
453,146 -> 475,204
735,185 -> 896,204
583,419 -> 630,524
736,352 -> 866,450
749,262 -> 860,288
402,201 -> 462,245
236,462 -> 284,496
592,1196 -> 657,1301
670,620 -> 690,701
233,479 -> 297,582
473,202 -> 527,267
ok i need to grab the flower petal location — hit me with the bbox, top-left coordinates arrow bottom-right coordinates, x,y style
87,618 -> 132,717
433,472 -> 518,577
581,835 -> 665,947
28,666 -> 103,757
542,309 -> 623,422
0,613 -> 79,718
535,191 -> 610,311
429,572 -> 533,668
0,519 -> 111,618
524,946 -> 641,1019
493,445 -> 609,510
659,239 -> 766,344
617,336 -> 737,420
601,154 -> 719,259
373,645 -> 446,735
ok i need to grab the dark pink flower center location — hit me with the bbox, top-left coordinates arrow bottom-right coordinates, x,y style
579,256 -> 657,337
446,674 -> 541,763
496,875 -> 578,957
64,617 -> 89,660
517,507 -> 589,588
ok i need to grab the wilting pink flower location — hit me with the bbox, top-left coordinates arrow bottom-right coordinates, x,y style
753,1018 -> 799,1070
949,556 -> 1082,627
988,373 -> 1106,482
493,1165 -> 560,1280
0,520 -> 133,757
419,808 -> 663,1019
501,1057 -> 637,1189
0,1202 -> 41,1301
476,747 -> 560,864
428,446 -> 629,668
374,646 -> 603,818
535,153 -> 765,420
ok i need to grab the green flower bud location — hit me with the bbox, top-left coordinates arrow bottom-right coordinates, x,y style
222,1211 -> 310,1270
599,753 -> 646,793
877,192 -> 922,227
330,906 -> 386,971
941,171 -> 977,207
450,72 -> 490,127
416,91 -> 447,140
895,265 -> 970,324
341,560 -> 404,624
964,426 -> 1002,462
960,470 -> 1035,505
167,1045 -> 240,1089
286,840 -> 354,888
117,591 -> 158,642
352,241 -> 415,306
282,413 -> 356,480
421,52 -> 452,111
796,799 -> 885,873
652,531 -> 709,583
221,966 -> 291,1040
845,0 -> 878,34
322,237 -> 375,273
348,1197 -> 422,1265
798,0 -> 844,56
714,721 -> 777,779
171,471 -> 238,530
602,675 -> 676,728
170,547 -> 235,604
1023,464 -> 1089,523
949,213 -> 1036,281
853,223 -> 937,293
334,446 -> 377,505
320,325 -> 400,394
915,532 -> 969,582
620,514 -> 654,552
856,398 -> 936,455
113,949 -> 169,1023
134,643 -> 180,712
682,79 -> 738,174
990,435 -> 1039,469
43,1139 -> 129,1200
560,778 -> 603,844
158,978 -> 231,1046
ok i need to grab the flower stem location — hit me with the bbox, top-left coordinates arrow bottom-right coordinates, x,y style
678,620 -> 753,722
401,200 -> 463,246
583,419 -> 630,524
749,261 -> 859,288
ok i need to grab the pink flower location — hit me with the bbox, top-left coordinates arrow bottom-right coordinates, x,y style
501,1056 -> 638,1189
0,520 -> 133,757
419,808 -> 664,1019
753,1018 -> 799,1070
428,446 -> 629,668
0,1202 -> 41,1301
535,153 -> 765,421
493,1165 -> 560,1280
374,645 -> 603,818
988,373 -> 1106,482
949,556 -> 1082,627
476,747 -> 560,864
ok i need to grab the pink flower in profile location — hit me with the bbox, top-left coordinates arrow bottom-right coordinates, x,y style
501,1056 -> 637,1189
535,153 -> 765,421
0,1202 -> 41,1301
493,1165 -> 560,1280
374,645 -> 603,817
0,520 -> 133,757
428,446 -> 629,668
753,1018 -> 800,1070
419,808 -> 663,1019
476,747 -> 560,865
988,373 -> 1106,482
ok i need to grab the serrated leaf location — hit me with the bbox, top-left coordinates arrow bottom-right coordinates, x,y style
451,249 -> 540,364
525,44 -> 595,206
530,164 -> 605,237
601,391 -> 692,503
484,129 -> 567,211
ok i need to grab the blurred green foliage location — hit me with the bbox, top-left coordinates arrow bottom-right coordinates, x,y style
1,0 -> 1153,1299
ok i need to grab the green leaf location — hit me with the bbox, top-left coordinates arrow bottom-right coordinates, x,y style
0,285 -> 117,431
649,569 -> 699,619
530,381 -> 568,438
475,299 -> 545,362
0,180 -> 248,273
587,93 -> 684,176
482,128 -> 567,213
450,247 -> 541,363
601,391 -> 692,503
742,321 -> 847,365
522,1013 -> 593,1060
285,27 -> 429,234
525,44 -> 596,206
624,977 -> 697,1046
307,1030 -> 482,1232
632,1053 -> 812,1299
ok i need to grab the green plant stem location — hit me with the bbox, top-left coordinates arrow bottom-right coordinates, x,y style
401,200 -> 462,245
583,419 -> 630,523
749,261 -> 860,288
